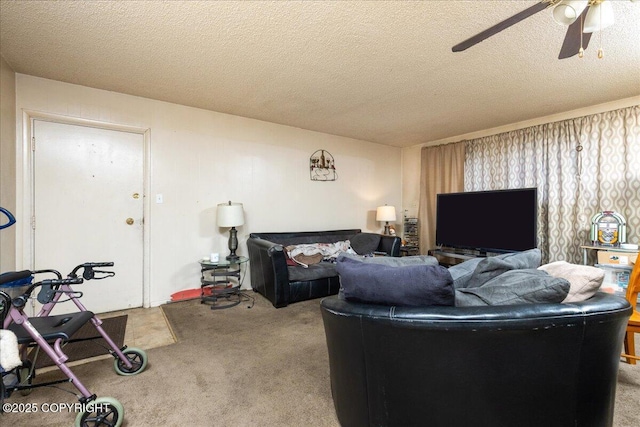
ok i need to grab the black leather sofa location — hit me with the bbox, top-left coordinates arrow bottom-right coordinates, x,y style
247,229 -> 401,308
321,293 -> 631,427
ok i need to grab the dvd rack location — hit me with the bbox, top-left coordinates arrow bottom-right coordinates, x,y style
402,217 -> 419,256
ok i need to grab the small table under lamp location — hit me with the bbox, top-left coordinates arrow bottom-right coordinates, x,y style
376,205 -> 396,235
217,201 -> 245,260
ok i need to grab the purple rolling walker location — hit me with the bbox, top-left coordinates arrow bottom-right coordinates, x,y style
1,210 -> 147,427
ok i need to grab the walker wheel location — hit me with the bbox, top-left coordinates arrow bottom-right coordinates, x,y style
114,347 -> 148,376
74,396 -> 124,427
17,361 -> 33,396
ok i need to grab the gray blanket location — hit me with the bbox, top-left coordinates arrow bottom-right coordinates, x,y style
456,269 -> 570,306
465,249 -> 542,288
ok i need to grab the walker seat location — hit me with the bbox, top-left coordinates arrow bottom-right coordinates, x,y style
7,311 -> 95,343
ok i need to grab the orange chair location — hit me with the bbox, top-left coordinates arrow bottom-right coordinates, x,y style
622,259 -> 640,364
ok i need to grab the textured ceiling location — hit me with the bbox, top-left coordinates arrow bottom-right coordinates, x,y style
1,0 -> 639,148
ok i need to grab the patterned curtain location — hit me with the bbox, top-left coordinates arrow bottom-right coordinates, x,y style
464,105 -> 640,264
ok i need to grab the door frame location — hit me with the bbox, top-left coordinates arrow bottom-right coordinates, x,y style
17,110 -> 151,309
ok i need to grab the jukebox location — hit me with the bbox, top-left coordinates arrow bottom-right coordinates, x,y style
590,211 -> 626,247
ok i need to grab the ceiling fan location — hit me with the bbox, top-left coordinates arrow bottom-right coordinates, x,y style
452,0 -> 631,59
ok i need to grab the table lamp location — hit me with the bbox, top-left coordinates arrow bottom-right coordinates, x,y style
376,205 -> 396,235
217,201 -> 245,260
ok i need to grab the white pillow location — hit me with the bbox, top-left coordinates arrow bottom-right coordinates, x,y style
538,261 -> 604,303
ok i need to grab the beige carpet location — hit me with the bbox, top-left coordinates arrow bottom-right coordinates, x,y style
3,294 -> 639,426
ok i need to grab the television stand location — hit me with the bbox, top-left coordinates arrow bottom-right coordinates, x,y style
428,248 -> 490,267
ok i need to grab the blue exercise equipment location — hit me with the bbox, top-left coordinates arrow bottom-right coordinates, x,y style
0,207 -> 16,230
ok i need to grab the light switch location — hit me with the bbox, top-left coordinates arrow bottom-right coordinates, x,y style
156,194 -> 163,204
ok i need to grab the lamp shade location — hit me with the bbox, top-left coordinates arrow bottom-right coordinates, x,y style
216,202 -> 245,227
553,0 -> 588,25
584,0 -> 615,33
376,205 -> 396,222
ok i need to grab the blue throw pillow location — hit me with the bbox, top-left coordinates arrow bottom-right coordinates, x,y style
336,255 -> 454,307
340,252 -> 439,267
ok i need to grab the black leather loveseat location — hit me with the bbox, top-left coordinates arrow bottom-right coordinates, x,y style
247,229 -> 401,308
321,293 -> 631,427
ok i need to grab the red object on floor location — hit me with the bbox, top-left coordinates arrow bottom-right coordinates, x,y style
170,287 -> 212,302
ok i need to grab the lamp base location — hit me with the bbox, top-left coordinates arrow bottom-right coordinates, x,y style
383,222 -> 391,235
227,226 -> 239,261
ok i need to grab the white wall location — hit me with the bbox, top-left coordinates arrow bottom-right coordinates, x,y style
15,74 -> 402,307
0,56 -> 17,272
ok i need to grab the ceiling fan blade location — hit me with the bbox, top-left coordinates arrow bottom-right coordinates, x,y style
452,1 -> 550,52
558,7 -> 592,59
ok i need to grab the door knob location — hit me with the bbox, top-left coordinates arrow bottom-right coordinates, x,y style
126,218 -> 134,225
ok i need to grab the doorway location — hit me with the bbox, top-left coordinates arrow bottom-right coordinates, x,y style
31,119 -> 146,314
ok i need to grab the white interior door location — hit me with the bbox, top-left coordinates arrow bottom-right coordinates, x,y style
33,120 -> 144,314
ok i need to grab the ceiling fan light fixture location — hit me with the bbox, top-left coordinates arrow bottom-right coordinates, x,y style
553,0 -> 589,25
584,0 -> 615,33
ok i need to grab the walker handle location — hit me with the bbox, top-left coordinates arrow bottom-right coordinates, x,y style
15,277 -> 84,308
69,262 -> 115,280
82,262 -> 114,268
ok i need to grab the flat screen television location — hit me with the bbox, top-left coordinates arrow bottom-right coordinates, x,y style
435,188 -> 538,253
